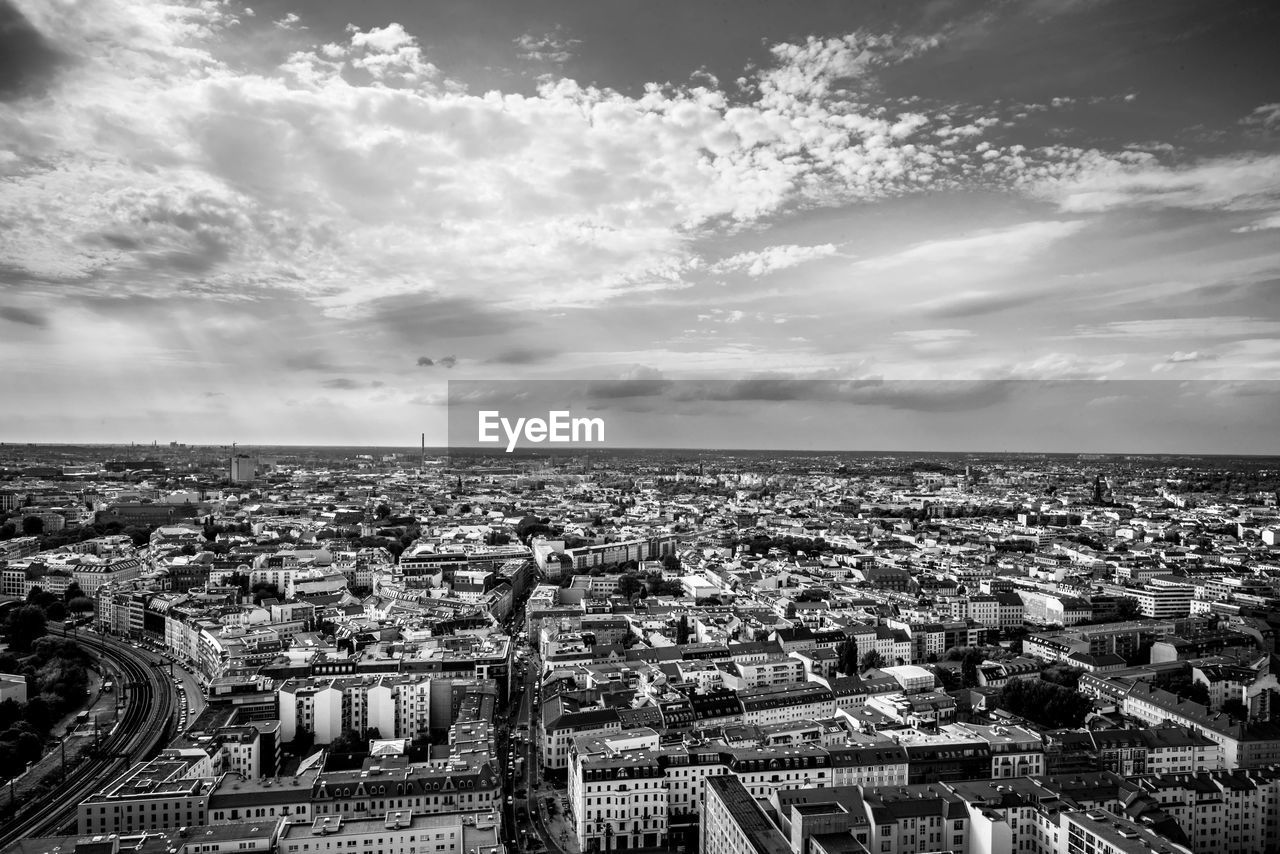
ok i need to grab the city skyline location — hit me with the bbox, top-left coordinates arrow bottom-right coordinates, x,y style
2,1 -> 1279,446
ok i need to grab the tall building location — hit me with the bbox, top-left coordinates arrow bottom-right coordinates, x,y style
229,453 -> 257,483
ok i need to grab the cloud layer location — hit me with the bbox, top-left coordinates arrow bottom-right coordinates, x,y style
1,0 -> 1278,446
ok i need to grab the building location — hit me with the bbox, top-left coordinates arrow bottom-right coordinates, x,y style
278,810 -> 500,854
701,774 -> 792,854
739,683 -> 836,726
77,758 -> 219,834
573,749 -> 669,851
277,674 -> 440,745
1061,808 -> 1194,854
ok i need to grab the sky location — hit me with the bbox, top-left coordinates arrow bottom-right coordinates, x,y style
1,0 -> 1278,450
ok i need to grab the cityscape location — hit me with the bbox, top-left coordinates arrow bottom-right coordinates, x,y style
0,444 -> 1279,854
3,1 -> 1280,854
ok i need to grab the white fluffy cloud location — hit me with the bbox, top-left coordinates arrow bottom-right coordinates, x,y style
1025,149 -> 1280,214
711,244 -> 840,278
0,2 -> 1075,316
514,29 -> 581,64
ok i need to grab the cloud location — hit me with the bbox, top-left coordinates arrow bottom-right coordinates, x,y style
288,23 -> 444,87
0,0 -> 64,101
351,295 -> 518,342
321,378 -> 361,390
416,354 -> 456,368
1008,353 -> 1125,380
917,290 -> 1043,318
1166,350 -> 1217,363
892,329 -> 975,354
1232,212 -> 1280,233
203,391 -> 224,397
857,221 -> 1086,271
0,5 -> 1086,318
567,376 -> 1014,413
1029,151 -> 1280,214
1151,350 -> 1218,372
487,347 -> 557,365
514,29 -> 581,65
711,244 -> 839,278
1242,103 -> 1280,131
1075,317 -> 1280,339
0,305 -> 48,327
283,351 -> 336,371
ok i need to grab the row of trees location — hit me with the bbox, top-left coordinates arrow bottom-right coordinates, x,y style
995,677 -> 1093,729
6,585 -> 95,652
0,636 -> 93,777
735,534 -> 854,557
836,638 -> 887,676
554,555 -> 685,600
0,518 -> 157,549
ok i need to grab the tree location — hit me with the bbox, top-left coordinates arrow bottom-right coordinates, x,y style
123,526 -> 152,547
616,574 -> 642,601
68,596 -> 95,615
21,516 -> 44,536
1040,664 -> 1085,692
288,728 -> 316,757
1115,597 -> 1142,622
0,522 -> 14,540
331,728 -> 367,755
62,582 -> 85,603
859,650 -> 887,672
837,637 -> 860,677
1222,698 -> 1248,720
996,678 -> 1093,729
251,582 -> 280,604
5,605 -> 48,652
676,615 -> 690,645
375,503 -> 391,519
959,648 -> 984,688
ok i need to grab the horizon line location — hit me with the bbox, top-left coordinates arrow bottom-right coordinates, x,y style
2,441 -> 1279,459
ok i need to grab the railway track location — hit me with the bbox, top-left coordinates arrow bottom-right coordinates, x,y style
0,632 -> 175,847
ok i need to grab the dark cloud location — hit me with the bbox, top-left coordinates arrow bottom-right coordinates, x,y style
361,294 -> 517,342
417,354 -> 457,368
0,0 -> 64,101
584,378 -> 673,399
920,290 -> 1043,318
98,232 -> 143,251
0,305 -> 48,327
451,377 -> 1015,413
284,352 -> 335,371
321,378 -> 361,390
203,391 -> 225,398
677,378 -> 1016,412
487,347 -> 558,365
